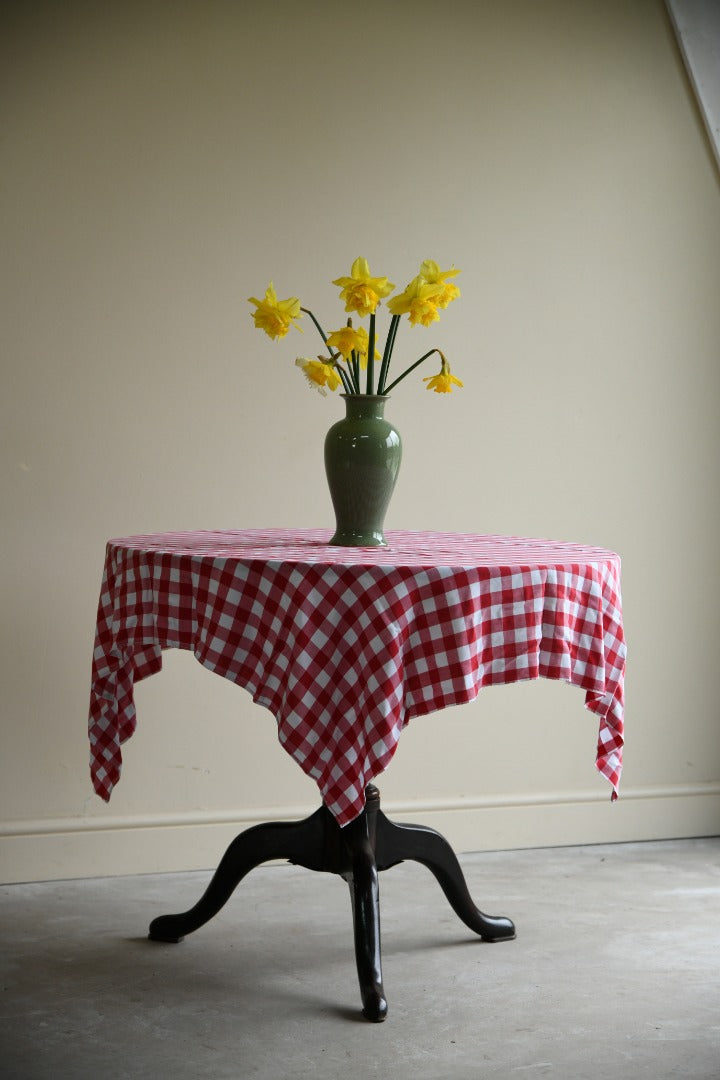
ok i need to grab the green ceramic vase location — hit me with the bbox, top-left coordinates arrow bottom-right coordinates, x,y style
324,395 -> 402,547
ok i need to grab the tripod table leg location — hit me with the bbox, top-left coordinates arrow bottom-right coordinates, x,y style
374,813 -> 516,942
148,809 -> 326,943
341,796 -> 388,1022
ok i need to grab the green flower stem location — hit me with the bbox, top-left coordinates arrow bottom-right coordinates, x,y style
351,352 -> 360,393
377,314 -> 401,394
366,312 -> 376,395
300,307 -> 329,349
383,348 -> 440,394
334,362 -> 354,395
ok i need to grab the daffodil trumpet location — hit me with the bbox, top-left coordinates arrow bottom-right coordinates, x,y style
249,257 -> 463,396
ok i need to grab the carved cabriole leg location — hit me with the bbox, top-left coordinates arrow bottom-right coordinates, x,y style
148,808 -> 327,943
374,811 -> 516,942
340,785 -> 387,1022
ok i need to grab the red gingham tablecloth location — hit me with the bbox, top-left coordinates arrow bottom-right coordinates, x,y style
88,529 -> 626,825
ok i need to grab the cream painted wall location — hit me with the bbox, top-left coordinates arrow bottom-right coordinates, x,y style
2,0 -> 719,883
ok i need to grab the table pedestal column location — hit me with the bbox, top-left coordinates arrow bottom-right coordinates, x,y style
148,785 -> 515,1022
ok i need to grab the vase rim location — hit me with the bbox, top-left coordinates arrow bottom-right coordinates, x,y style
340,393 -> 389,401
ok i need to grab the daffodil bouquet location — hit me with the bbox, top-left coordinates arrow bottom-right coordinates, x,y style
248,257 -> 463,396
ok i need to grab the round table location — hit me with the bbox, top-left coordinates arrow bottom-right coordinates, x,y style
89,529 -> 626,1021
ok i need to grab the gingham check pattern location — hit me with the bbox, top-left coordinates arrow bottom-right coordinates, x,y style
89,529 -> 626,825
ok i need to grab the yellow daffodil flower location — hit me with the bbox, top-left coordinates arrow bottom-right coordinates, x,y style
250,257 -> 463,401
387,275 -> 444,327
325,325 -> 381,368
248,282 -> 303,340
326,326 -> 365,360
295,358 -> 341,395
423,352 -> 463,394
419,260 -> 461,309
332,257 -> 395,317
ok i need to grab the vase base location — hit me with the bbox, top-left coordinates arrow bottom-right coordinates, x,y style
328,529 -> 387,547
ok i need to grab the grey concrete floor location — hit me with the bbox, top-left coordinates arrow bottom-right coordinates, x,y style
1,838 -> 719,1080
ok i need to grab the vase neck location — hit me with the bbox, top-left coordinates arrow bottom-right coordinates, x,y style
342,394 -> 389,420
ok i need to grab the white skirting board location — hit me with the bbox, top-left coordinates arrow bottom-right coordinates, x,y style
1,783 -> 719,884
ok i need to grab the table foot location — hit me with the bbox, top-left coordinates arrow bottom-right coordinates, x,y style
148,810 -> 326,943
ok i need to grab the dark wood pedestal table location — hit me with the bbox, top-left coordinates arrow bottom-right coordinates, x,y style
147,783 -> 515,1022
88,529 -> 625,1022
